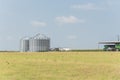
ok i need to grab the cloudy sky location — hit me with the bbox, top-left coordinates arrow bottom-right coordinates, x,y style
0,0 -> 120,50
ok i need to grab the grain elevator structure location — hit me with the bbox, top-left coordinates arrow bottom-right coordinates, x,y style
20,37 -> 29,52
20,34 -> 50,52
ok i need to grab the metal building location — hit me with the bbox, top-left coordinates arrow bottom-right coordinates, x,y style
20,34 -> 50,52
29,34 -> 50,52
20,37 -> 29,52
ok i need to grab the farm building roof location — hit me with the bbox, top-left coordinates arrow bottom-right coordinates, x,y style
99,41 -> 120,44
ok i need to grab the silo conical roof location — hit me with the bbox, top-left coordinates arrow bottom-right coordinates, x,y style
33,33 -> 50,39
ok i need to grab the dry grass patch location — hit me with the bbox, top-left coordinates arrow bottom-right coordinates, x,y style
0,52 -> 120,80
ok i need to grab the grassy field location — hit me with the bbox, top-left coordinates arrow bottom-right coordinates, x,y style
0,52 -> 120,80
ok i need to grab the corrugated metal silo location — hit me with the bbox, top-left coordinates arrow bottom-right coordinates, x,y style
29,34 -> 50,52
20,37 -> 29,52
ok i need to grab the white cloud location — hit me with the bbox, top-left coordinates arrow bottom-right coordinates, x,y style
67,35 -> 77,40
55,16 -> 85,24
71,3 -> 102,10
31,21 -> 47,27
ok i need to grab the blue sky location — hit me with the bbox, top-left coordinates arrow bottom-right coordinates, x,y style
0,0 -> 120,50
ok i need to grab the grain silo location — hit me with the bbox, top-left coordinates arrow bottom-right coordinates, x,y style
29,34 -> 50,52
20,37 -> 29,52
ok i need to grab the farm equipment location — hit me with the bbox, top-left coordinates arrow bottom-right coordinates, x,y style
99,41 -> 120,51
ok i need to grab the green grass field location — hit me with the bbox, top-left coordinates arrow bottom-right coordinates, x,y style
0,52 -> 120,80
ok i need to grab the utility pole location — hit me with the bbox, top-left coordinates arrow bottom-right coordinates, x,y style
118,35 -> 120,41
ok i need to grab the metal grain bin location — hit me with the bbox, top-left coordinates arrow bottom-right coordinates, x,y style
29,34 -> 50,52
20,37 -> 29,52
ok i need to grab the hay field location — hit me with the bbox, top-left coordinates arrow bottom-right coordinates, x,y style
0,52 -> 120,80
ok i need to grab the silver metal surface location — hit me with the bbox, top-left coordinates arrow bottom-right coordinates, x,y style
20,37 -> 29,52
20,34 -> 50,52
29,34 -> 50,52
